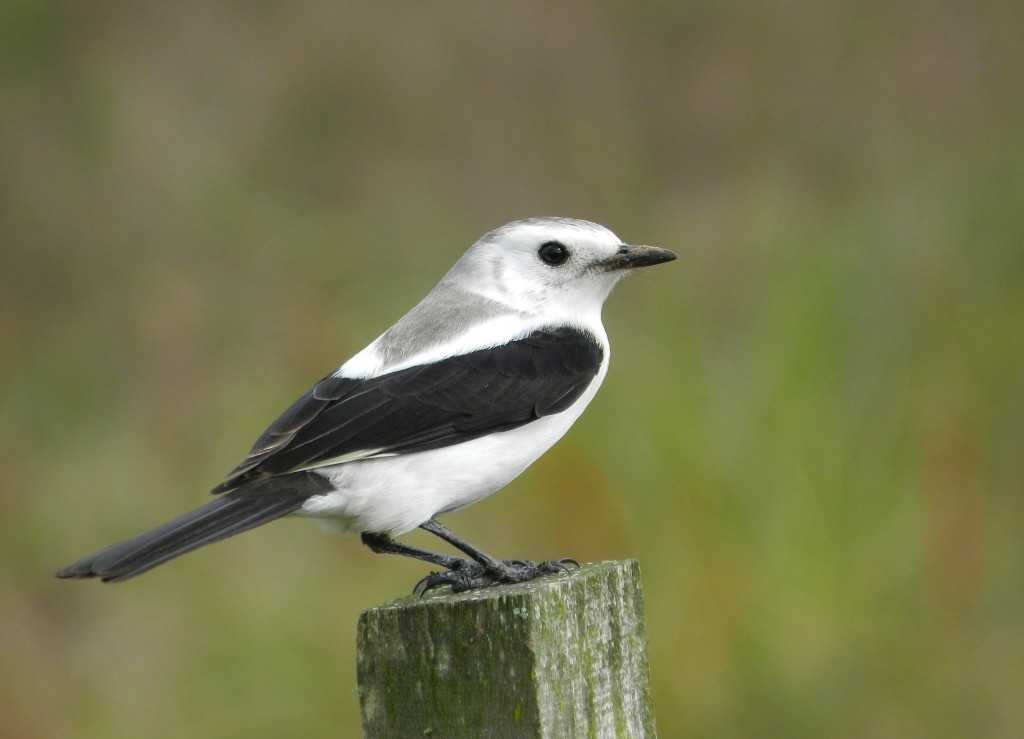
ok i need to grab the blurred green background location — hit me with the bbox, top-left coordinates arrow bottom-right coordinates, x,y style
2,2 -> 1022,737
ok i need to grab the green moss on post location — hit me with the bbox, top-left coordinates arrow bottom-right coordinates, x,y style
357,560 -> 656,737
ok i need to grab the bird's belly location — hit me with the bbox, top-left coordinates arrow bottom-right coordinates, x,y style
299,367 -> 605,534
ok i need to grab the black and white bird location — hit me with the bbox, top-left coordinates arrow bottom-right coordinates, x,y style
57,217 -> 676,592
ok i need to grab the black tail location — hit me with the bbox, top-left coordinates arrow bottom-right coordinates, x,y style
56,472 -> 332,583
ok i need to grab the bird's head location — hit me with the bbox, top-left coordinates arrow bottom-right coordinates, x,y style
455,217 -> 677,316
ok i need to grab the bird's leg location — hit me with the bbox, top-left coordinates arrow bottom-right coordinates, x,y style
415,518 -> 578,594
361,529 -> 499,594
418,518 -> 507,571
360,531 -> 467,570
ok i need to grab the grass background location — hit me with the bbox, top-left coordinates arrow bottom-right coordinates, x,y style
2,3 -> 1022,736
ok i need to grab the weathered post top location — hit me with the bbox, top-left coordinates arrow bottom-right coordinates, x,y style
357,559 -> 656,738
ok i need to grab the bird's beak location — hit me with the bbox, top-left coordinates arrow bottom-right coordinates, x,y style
600,244 -> 678,271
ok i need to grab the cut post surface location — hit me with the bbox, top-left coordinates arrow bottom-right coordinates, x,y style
357,559 -> 655,738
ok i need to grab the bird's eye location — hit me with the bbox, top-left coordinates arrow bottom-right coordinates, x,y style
538,241 -> 569,266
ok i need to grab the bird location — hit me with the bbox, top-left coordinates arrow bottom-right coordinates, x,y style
56,217 -> 676,592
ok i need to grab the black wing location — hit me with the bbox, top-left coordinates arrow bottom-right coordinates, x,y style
212,327 -> 604,493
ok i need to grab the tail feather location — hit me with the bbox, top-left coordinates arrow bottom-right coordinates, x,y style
56,472 -> 332,583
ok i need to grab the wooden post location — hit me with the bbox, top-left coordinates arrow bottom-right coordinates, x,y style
357,559 -> 656,737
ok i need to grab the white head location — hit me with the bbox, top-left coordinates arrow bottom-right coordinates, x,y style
347,217 -> 676,376
450,217 -> 677,316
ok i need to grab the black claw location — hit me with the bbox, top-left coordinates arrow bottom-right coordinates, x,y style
413,571 -> 444,595
412,557 -> 579,595
414,568 -> 494,595
552,558 -> 580,572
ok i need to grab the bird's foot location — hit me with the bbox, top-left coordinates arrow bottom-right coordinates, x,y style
414,558 -> 579,595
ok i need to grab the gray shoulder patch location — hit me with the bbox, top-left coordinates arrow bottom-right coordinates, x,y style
374,282 -> 512,367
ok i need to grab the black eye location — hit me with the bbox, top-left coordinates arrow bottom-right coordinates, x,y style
538,241 -> 569,266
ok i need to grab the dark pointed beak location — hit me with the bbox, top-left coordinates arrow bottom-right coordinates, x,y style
601,244 -> 678,271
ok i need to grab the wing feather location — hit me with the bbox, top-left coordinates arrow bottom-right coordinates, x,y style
212,327 -> 603,493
